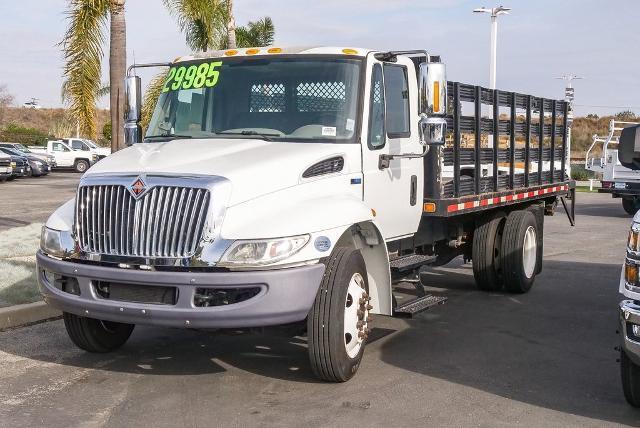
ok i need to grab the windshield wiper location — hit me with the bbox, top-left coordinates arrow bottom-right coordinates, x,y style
217,130 -> 281,141
145,134 -> 193,142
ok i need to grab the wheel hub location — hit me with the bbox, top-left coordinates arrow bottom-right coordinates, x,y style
344,272 -> 371,358
522,225 -> 537,278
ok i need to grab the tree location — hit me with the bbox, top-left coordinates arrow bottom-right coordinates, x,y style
236,17 -> 274,47
163,0 -> 228,52
61,0 -> 127,153
226,0 -> 236,49
0,85 -> 14,127
615,110 -> 637,121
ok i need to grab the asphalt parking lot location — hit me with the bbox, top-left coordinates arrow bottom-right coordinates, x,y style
1,177 -> 639,427
0,172 -> 80,231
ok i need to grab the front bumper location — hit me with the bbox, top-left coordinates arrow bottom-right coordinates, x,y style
620,300 -> 640,365
37,251 -> 325,329
12,166 -> 30,177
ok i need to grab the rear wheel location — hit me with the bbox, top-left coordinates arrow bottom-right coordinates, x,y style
501,210 -> 538,294
74,159 -> 89,173
307,247 -> 370,382
472,212 -> 506,291
621,348 -> 640,407
63,312 -> 134,353
623,198 -> 639,216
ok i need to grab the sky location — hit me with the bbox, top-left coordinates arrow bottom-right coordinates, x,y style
1,0 -> 639,116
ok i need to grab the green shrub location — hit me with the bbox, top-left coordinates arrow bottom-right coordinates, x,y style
571,165 -> 593,181
0,122 -> 53,146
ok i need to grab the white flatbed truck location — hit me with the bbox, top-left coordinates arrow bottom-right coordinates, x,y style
37,46 -> 575,382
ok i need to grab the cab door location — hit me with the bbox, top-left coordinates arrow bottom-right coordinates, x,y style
52,142 -> 74,167
361,56 -> 424,240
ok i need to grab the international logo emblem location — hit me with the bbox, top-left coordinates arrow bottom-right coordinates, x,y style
128,176 -> 148,199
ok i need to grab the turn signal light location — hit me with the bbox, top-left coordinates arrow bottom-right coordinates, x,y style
342,48 -> 358,55
626,262 -> 638,287
267,47 -> 282,54
433,81 -> 440,113
245,48 -> 260,55
225,49 -> 239,56
423,202 -> 437,213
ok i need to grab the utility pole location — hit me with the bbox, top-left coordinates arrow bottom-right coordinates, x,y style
555,75 -> 581,170
474,6 -> 511,89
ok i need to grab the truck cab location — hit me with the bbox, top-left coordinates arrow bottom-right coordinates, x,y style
31,140 -> 96,172
62,138 -> 111,160
37,46 -> 572,382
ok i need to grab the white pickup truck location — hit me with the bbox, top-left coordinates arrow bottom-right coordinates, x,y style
37,46 -> 575,382
30,140 -> 97,172
61,138 -> 111,160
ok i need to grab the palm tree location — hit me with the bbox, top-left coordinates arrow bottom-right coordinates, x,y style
61,0 -> 127,152
163,0 -> 228,52
236,17 -> 274,48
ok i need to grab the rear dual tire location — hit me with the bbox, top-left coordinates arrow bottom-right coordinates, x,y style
472,209 -> 539,293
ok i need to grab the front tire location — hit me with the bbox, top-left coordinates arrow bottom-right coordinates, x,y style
621,348 -> 640,407
63,312 -> 134,353
307,247 -> 370,382
74,159 -> 89,173
501,210 -> 538,294
623,198 -> 638,216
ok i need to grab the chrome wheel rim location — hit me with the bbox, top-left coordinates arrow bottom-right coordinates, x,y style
522,225 -> 537,278
344,272 -> 369,358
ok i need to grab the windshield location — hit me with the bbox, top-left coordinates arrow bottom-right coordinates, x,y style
146,56 -> 362,143
83,139 -> 98,148
14,144 -> 30,153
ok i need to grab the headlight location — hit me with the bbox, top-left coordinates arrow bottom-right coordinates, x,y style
10,161 -> 16,168
218,235 -> 310,267
40,226 -> 75,258
92,154 -> 98,161
35,161 -> 43,166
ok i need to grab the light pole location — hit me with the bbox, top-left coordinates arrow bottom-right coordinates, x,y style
474,6 -> 511,89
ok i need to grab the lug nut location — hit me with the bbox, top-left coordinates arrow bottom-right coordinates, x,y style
358,331 -> 366,339
357,309 -> 365,319
366,304 -> 373,310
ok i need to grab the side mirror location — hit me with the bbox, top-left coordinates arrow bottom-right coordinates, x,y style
124,75 -> 142,146
618,125 -> 640,169
418,60 -> 448,146
419,115 -> 447,146
418,62 -> 447,117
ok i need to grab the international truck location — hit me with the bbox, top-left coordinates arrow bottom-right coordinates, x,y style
37,46 -> 575,382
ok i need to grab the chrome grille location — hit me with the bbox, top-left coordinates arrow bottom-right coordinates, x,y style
75,185 -> 210,258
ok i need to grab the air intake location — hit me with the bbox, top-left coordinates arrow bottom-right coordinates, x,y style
302,156 -> 344,178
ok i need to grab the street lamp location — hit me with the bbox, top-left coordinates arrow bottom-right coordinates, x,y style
473,5 -> 511,89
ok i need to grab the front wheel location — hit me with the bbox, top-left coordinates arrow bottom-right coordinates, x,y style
63,312 -> 135,353
74,159 -> 89,173
623,198 -> 639,216
307,247 -> 371,382
621,348 -> 640,407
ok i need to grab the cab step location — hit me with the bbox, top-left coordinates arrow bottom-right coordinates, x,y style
393,294 -> 447,317
390,254 -> 436,276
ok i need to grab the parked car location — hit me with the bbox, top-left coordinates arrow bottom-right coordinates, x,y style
29,140 -> 96,173
0,147 -> 50,176
0,153 -> 12,182
61,138 -> 111,160
0,142 -> 57,168
5,153 -> 30,179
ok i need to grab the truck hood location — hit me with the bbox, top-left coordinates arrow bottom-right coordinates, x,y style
84,138 -> 360,206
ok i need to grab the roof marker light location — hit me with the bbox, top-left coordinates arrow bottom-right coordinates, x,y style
342,48 -> 358,55
267,47 -> 282,54
246,48 -> 260,55
225,49 -> 239,56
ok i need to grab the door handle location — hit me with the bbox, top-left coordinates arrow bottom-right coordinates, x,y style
410,175 -> 417,206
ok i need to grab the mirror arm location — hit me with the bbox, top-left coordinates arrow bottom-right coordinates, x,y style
378,147 -> 430,170
127,62 -> 171,77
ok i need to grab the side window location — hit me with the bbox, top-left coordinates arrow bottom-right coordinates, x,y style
71,141 -> 84,150
368,64 -> 385,150
383,64 -> 410,138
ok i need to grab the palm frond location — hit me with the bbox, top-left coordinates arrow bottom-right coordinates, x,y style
141,71 -> 169,134
236,16 -> 274,48
96,83 -> 110,98
163,0 -> 227,52
60,0 -> 109,139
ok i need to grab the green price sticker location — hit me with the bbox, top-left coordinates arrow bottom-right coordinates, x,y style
162,61 -> 223,93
